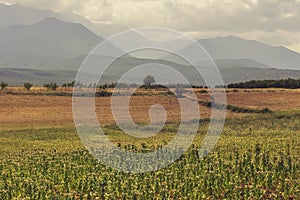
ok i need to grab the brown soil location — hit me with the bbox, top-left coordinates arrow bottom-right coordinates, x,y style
0,88 -> 299,129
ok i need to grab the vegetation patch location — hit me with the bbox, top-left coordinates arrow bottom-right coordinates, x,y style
200,100 -> 273,114
0,112 -> 299,199
228,78 -> 300,89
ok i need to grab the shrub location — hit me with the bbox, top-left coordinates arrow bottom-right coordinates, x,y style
24,82 -> 33,90
62,81 -> 75,88
199,90 -> 208,93
0,81 -> 8,90
143,75 -> 155,88
44,82 -> 58,91
262,107 -> 272,113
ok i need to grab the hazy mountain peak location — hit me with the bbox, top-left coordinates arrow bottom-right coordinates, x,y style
196,36 -> 300,70
0,3 -> 110,37
37,17 -> 66,24
0,3 -> 62,30
26,17 -> 101,40
0,16 -> 104,69
32,17 -> 83,28
216,35 -> 242,40
204,35 -> 263,45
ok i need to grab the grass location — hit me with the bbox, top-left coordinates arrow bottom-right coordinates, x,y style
0,110 -> 299,199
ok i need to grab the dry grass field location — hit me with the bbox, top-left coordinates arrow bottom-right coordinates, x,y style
0,94 -> 209,129
195,88 -> 300,110
0,88 -> 299,130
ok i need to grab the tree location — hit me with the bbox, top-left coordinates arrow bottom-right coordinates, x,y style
24,82 -> 33,91
0,81 -> 8,90
44,82 -> 58,91
98,83 -> 108,91
62,81 -> 75,88
68,81 -> 75,87
143,75 -> 155,88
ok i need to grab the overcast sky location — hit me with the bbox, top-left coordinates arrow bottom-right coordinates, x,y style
1,0 -> 300,52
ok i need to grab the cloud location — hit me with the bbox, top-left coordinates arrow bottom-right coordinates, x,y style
2,0 -> 299,32
0,0 -> 299,52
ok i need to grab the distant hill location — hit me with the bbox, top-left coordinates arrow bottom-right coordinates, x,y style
0,3 -> 61,29
0,17 -> 103,69
0,3 -> 126,37
198,58 -> 270,69
197,36 -> 300,70
0,68 -> 76,86
219,67 -> 300,84
2,62 -> 300,86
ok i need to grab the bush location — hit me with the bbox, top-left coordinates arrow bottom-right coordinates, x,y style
44,82 -> 58,91
24,82 -> 33,91
262,107 -> 272,113
199,90 -> 208,93
62,81 -> 75,88
143,75 -> 155,88
0,81 -> 8,90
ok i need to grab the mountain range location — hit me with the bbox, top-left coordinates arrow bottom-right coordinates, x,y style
0,3 -> 125,37
0,3 -> 300,85
0,17 -> 102,69
198,36 -> 300,70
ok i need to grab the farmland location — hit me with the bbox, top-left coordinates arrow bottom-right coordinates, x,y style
0,88 -> 300,199
1,88 -> 300,129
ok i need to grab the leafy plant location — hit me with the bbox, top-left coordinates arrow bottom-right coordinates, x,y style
24,82 -> 33,90
0,81 -> 8,90
44,82 -> 58,91
143,75 -> 155,88
0,111 -> 299,199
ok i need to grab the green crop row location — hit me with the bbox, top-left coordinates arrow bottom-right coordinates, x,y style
0,111 -> 299,199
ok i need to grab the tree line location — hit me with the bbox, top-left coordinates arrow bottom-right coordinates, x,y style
0,81 -> 76,91
227,78 -> 300,89
0,76 -> 202,91
2,77 -> 300,91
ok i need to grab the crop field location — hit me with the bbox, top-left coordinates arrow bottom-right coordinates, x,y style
0,88 -> 300,199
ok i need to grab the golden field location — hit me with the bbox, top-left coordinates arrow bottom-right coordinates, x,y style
1,88 -> 300,130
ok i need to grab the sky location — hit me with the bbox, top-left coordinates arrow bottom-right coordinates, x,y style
1,0 -> 300,53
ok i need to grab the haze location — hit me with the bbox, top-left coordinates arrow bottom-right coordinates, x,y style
0,0 -> 299,53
